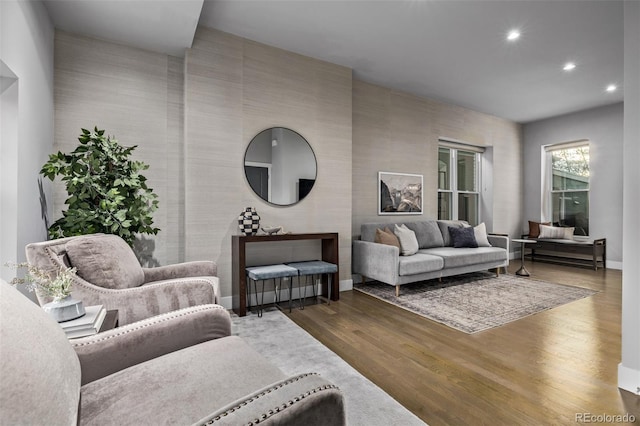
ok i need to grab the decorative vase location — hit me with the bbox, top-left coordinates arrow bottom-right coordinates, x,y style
43,295 -> 85,322
238,207 -> 260,236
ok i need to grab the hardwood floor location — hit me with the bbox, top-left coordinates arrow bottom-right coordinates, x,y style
285,262 -> 640,425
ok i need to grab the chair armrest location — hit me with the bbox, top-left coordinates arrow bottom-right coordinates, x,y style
193,373 -> 345,426
66,274 -> 217,325
352,240 -> 399,285
72,304 -> 231,385
143,260 -> 217,283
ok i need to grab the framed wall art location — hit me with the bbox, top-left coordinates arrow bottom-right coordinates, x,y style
378,171 -> 423,215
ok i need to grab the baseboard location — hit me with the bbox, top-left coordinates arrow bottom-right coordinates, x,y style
618,363 -> 640,394
218,279 -> 353,310
607,260 -> 623,270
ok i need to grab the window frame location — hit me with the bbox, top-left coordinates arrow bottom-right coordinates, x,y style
437,144 -> 482,226
544,140 -> 590,237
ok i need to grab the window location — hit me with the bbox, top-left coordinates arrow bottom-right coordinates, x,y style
438,145 -> 481,226
545,142 -> 590,236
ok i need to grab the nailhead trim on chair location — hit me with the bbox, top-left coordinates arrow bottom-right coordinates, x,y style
70,305 -> 227,347
201,373 -> 340,425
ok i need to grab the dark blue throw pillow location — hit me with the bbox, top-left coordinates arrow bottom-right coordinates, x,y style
448,226 -> 478,248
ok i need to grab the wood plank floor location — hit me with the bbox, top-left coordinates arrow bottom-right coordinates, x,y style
285,262 -> 640,425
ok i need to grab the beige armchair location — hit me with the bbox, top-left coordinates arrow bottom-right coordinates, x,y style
26,233 -> 220,325
0,281 -> 346,425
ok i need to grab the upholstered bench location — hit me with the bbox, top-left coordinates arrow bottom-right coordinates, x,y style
246,264 -> 298,317
287,260 -> 338,308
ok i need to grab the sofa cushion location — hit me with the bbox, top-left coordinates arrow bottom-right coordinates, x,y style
80,336 -> 287,425
398,253 -> 444,276
436,220 -> 468,247
419,247 -> 507,268
404,221 -> 444,249
394,224 -> 419,256
374,227 -> 401,250
449,226 -> 478,248
66,234 -> 144,289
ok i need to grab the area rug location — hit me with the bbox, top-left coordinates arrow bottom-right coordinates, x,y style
232,308 -> 426,426
354,272 -> 598,334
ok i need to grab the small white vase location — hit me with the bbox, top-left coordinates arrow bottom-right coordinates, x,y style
43,296 -> 85,322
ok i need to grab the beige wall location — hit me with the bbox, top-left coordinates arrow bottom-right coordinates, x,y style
184,27 -> 353,299
54,31 -> 183,267
53,28 -> 521,303
352,80 -> 523,242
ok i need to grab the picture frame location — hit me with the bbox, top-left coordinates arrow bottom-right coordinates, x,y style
378,171 -> 423,215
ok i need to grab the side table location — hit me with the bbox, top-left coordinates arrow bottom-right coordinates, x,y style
99,310 -> 119,332
512,239 -> 535,276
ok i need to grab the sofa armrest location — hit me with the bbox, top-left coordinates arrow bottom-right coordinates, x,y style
72,304 -> 231,385
487,235 -> 510,266
193,373 -> 345,426
352,240 -> 399,285
143,260 -> 217,283
487,234 -> 509,251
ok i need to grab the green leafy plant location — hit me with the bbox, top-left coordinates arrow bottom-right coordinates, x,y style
40,127 -> 159,245
5,262 -> 76,301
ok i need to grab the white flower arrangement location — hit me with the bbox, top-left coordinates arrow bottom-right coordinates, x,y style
5,262 -> 77,301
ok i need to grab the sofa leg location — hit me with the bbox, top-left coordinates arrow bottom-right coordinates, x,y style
395,285 -> 400,297
361,275 -> 366,285
496,268 -> 500,277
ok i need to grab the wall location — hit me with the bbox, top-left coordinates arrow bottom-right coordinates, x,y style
184,27 -> 353,303
619,0 -> 640,395
522,103 -> 623,266
352,80 -> 523,243
53,31 -> 184,266
0,1 -> 54,301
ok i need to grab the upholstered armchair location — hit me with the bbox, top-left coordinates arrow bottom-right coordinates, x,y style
25,233 -> 220,325
0,282 -> 346,425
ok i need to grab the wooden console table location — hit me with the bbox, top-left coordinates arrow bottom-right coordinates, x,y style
232,233 -> 339,316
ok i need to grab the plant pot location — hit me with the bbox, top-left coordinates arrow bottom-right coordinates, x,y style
43,296 -> 85,322
238,207 -> 260,236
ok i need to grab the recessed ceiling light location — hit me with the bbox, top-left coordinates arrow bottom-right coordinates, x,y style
507,29 -> 520,41
563,62 -> 576,71
606,84 -> 617,93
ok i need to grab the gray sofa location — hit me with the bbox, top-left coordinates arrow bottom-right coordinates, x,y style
353,220 -> 509,296
0,280 -> 345,425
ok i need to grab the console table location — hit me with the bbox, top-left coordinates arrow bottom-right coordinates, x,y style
232,233 -> 339,316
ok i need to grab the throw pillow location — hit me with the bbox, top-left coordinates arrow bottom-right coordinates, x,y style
538,224 -> 575,240
437,220 -> 468,246
448,226 -> 478,248
375,227 -> 401,250
393,224 -> 419,256
66,234 -> 144,289
528,220 -> 551,238
473,222 -> 492,247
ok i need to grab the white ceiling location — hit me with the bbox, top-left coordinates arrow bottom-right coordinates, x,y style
42,0 -> 625,124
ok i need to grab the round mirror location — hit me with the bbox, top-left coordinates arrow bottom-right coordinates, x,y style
244,128 -> 317,206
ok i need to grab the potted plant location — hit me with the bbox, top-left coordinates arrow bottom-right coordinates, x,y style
40,127 -> 159,246
5,262 -> 85,322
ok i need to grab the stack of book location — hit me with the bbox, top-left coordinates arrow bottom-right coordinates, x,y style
60,305 -> 107,339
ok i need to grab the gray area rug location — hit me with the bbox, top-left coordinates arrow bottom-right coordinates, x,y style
232,309 -> 426,426
354,272 -> 598,334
